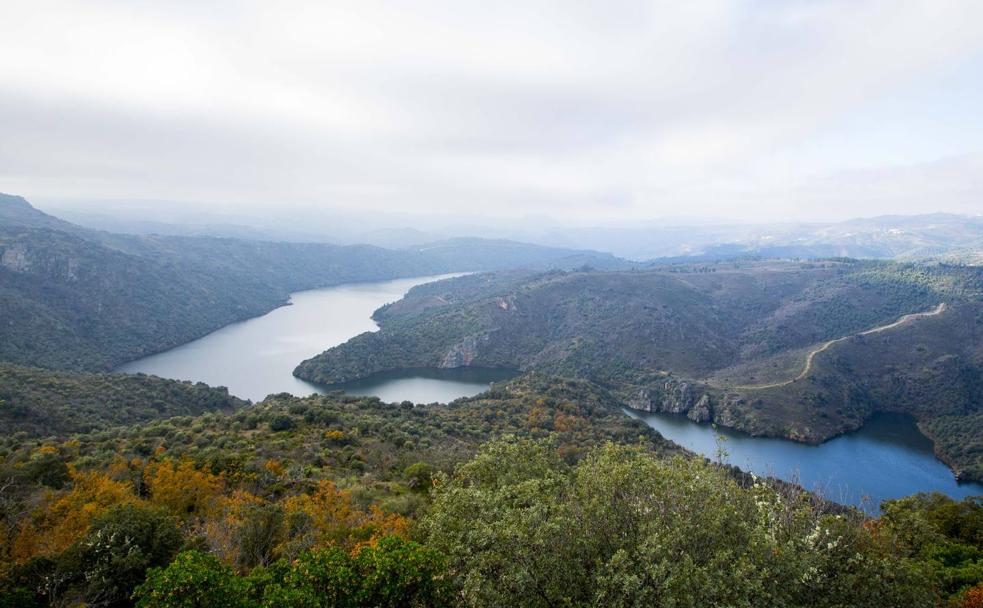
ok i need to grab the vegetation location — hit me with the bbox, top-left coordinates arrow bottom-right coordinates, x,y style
0,194 -> 624,372
295,261 -> 983,480
0,363 -> 244,438
2,398 -> 980,606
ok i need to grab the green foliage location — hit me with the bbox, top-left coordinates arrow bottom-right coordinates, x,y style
133,537 -> 449,608
68,504 -> 184,607
134,551 -> 251,608
252,537 -> 450,608
403,462 -> 434,493
881,493 -> 983,599
424,437 -> 938,608
0,363 -> 245,439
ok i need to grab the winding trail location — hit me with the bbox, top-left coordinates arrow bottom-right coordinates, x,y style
731,302 -> 947,391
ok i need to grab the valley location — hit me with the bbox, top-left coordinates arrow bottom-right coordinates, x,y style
295,262 -> 983,482
2,195 -> 981,606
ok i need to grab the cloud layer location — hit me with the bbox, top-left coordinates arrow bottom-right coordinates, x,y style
2,0 -> 982,221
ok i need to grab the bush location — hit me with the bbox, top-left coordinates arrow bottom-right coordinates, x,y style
134,551 -> 250,608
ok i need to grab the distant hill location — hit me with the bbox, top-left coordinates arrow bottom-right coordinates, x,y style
0,362 -> 245,438
294,260 -> 983,482
0,193 -> 629,371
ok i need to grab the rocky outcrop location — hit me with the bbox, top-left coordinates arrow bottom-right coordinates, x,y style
625,379 -> 713,419
687,394 -> 712,422
439,335 -> 482,368
1,245 -> 30,272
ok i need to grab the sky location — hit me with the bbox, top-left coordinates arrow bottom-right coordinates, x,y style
1,0 -> 982,224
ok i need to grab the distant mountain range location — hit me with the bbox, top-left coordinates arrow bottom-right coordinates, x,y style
0,193 -> 628,371
39,198 -> 983,262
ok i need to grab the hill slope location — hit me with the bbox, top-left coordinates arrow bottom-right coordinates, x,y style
0,362 -> 245,438
295,260 -> 983,481
0,194 -> 627,371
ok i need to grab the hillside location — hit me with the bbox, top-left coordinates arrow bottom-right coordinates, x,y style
1,374 -> 976,607
0,363 -> 245,439
295,260 -> 983,481
0,194 -> 626,371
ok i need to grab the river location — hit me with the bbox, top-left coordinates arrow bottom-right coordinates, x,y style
116,274 -> 509,402
118,274 -> 982,511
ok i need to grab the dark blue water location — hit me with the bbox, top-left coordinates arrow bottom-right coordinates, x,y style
626,408 -> 983,512
118,273 -> 982,511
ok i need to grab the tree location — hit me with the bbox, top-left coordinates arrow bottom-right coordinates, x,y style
424,436 -> 937,608
251,536 -> 450,608
133,551 -> 251,608
68,504 -> 183,607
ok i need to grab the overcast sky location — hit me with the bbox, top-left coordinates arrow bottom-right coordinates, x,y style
1,0 -> 982,223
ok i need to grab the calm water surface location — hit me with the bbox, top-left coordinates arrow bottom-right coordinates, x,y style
119,274 -> 981,510
116,274 -> 487,402
627,409 -> 983,511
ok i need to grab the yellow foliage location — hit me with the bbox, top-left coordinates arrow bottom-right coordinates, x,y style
144,457 -> 224,516
554,411 -> 585,433
282,479 -> 408,551
11,469 -> 139,562
264,459 -> 285,477
203,490 -> 265,565
323,429 -> 345,441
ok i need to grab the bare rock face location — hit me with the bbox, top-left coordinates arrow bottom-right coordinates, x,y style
439,335 -> 482,368
660,380 -> 695,414
713,395 -> 745,428
1,245 -> 30,272
687,394 -> 712,422
626,379 -> 711,417
627,388 -> 655,412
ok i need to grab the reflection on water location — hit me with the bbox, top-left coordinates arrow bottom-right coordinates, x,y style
117,272 -> 983,511
117,275 -> 462,401
628,409 -> 983,512
331,367 -> 518,404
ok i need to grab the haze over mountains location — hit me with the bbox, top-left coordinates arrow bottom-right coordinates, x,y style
0,193 -> 625,371
38,196 -> 983,263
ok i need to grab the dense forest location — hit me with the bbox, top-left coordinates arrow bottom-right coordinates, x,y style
0,363 -> 245,438
0,194 -> 626,372
1,375 -> 981,607
295,261 -> 983,481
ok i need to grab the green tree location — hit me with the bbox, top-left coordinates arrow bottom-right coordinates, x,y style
424,436 -> 937,608
68,504 -> 184,607
133,551 -> 251,608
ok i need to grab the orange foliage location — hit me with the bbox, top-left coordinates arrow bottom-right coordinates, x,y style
144,457 -> 224,516
962,583 -> 983,608
264,459 -> 285,477
282,480 -> 409,550
554,411 -> 585,433
203,490 -> 266,565
323,429 -> 345,442
11,469 -> 139,562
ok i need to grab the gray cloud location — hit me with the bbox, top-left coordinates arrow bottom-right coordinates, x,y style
1,0 -> 981,222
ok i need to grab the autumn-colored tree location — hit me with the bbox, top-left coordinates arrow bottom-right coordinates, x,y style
144,458 -> 223,517
11,469 -> 138,562
204,490 -> 283,571
962,583 -> 983,608
281,480 -> 408,554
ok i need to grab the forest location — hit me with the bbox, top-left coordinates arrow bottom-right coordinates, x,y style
1,374 -> 981,607
294,261 -> 983,482
1,194 -> 621,371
